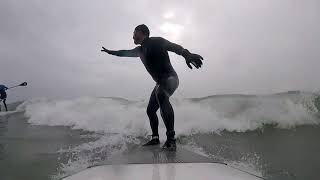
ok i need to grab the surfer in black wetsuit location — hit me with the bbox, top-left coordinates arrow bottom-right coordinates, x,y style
101,24 -> 203,151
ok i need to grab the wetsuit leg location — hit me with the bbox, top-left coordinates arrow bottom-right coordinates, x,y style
146,85 -> 160,136
155,76 -> 179,139
3,99 -> 7,111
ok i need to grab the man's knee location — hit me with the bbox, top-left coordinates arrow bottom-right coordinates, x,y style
155,89 -> 169,104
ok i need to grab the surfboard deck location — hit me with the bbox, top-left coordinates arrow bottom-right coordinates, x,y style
61,145 -> 263,180
63,163 -> 261,180
96,145 -> 224,165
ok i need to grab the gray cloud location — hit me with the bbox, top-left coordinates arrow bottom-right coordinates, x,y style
1,0 -> 319,102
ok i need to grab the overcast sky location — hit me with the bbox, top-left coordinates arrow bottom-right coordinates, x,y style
1,0 -> 320,102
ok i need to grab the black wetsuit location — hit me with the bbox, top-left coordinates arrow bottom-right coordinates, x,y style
108,37 -> 187,139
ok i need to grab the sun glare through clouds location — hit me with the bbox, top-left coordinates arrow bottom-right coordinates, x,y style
160,11 -> 184,41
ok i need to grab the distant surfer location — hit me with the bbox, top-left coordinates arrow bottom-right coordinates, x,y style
0,84 -> 8,112
101,24 -> 203,151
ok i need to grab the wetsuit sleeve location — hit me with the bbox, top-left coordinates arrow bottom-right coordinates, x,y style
107,46 -> 140,57
162,38 -> 191,58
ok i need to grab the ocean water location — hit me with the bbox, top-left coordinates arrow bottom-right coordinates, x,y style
0,91 -> 319,180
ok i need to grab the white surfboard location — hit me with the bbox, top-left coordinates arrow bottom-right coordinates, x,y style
62,146 -> 264,180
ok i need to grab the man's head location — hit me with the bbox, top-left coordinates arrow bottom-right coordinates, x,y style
133,24 -> 150,45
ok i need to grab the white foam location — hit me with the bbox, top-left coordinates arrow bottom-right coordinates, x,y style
18,95 -> 319,135
53,134 -> 141,179
20,97 -> 149,136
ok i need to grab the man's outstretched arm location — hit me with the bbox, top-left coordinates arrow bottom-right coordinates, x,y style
101,46 -> 140,57
162,38 -> 204,69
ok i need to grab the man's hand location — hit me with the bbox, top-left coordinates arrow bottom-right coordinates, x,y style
101,47 -> 111,54
184,53 -> 204,69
